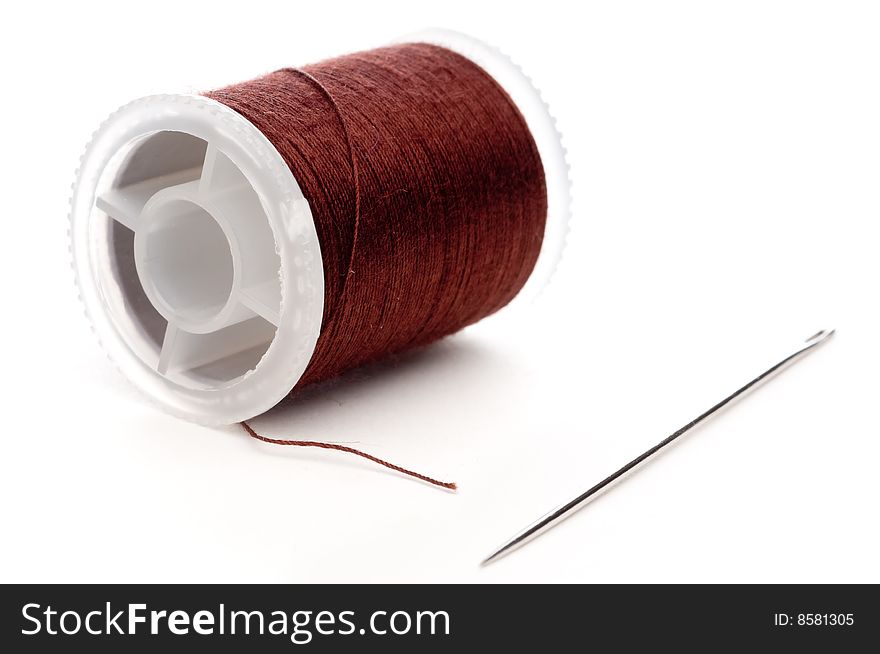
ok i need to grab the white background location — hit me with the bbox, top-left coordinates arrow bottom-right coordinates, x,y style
1,0 -> 877,583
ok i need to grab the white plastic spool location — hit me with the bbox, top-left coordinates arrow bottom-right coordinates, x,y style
70,30 -> 571,425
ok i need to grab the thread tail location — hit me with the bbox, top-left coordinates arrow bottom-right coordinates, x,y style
241,422 -> 457,490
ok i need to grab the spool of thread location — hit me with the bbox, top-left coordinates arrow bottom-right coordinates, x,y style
70,30 -> 570,425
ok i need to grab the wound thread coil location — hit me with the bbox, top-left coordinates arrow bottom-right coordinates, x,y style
70,30 -> 571,424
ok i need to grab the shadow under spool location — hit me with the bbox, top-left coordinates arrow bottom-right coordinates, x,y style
70,30 -> 570,425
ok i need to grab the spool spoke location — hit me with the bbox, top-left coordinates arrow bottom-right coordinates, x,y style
97,169 -> 201,231
157,317 -> 277,378
96,189 -> 145,231
240,283 -> 282,326
200,144 -> 248,193
157,323 -> 180,374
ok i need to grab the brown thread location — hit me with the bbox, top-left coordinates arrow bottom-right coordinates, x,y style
241,422 -> 457,490
207,43 -> 547,387
275,66 -> 363,329
206,44 -> 547,488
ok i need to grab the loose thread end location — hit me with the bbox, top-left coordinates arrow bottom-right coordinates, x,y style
240,422 -> 457,491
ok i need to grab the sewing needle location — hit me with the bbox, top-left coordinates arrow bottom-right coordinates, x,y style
481,329 -> 835,566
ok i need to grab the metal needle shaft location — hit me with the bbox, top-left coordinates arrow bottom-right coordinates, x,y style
481,329 -> 835,566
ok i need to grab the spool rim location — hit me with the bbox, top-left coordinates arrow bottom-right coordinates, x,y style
70,94 -> 325,425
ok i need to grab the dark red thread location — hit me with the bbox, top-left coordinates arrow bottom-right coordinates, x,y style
207,44 -> 547,487
207,43 -> 547,388
241,422 -> 457,490
276,67 -> 363,329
